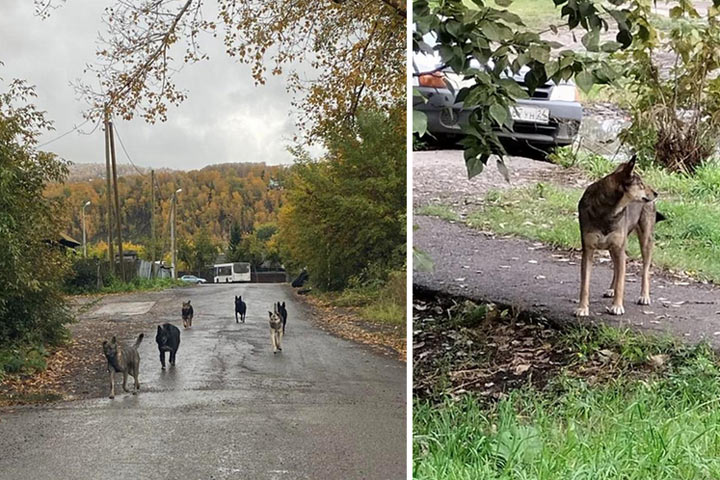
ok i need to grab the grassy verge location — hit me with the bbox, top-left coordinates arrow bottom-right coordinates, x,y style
507,0 -> 563,31
465,150 -> 720,282
414,292 -> 720,479
68,277 -> 185,295
416,204 -> 460,222
313,270 -> 406,325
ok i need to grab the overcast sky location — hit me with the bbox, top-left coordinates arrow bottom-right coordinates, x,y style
0,0 -> 316,170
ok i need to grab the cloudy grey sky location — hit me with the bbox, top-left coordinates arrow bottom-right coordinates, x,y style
0,0 -> 315,170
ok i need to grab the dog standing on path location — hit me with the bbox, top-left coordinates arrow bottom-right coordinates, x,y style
269,309 -> 283,353
235,296 -> 246,323
182,300 -> 193,328
102,333 -> 144,399
156,323 -> 181,369
575,156 -> 664,317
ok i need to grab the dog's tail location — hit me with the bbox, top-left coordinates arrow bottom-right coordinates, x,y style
656,211 -> 666,223
134,333 -> 144,347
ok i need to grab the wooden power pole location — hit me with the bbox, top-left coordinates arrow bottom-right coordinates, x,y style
103,109 -> 115,274
151,169 -> 155,264
107,117 -> 125,281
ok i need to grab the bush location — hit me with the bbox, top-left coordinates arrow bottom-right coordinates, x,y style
0,80 -> 72,347
278,106 -> 406,290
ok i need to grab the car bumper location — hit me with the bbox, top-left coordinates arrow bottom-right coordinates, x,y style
414,86 -> 582,146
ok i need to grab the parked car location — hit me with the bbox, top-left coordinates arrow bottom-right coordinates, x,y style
413,35 -> 582,154
180,274 -> 207,284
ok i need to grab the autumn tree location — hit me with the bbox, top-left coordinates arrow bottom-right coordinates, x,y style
38,0 -> 405,139
278,106 -> 406,290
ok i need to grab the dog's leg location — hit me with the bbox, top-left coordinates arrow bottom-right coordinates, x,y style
575,247 -> 594,317
133,364 -> 139,394
271,330 -> 277,353
604,270 -> 617,298
607,246 -> 626,315
170,349 -> 176,366
638,231 -> 654,306
277,331 -> 283,352
122,371 -> 129,392
109,370 -> 115,399
236,311 -> 239,323
160,350 -> 166,369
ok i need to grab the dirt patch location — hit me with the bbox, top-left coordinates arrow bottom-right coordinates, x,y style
300,294 -> 406,362
0,290 -> 184,408
413,289 -> 659,403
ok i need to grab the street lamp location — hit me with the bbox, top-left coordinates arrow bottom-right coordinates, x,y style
171,188 -> 182,279
82,201 -> 91,258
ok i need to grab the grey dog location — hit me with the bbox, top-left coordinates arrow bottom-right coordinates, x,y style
102,333 -> 144,399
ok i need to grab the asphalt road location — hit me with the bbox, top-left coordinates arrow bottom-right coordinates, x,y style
0,284 -> 406,479
415,215 -> 720,347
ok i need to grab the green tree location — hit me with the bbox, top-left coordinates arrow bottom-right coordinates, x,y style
0,79 -> 72,345
278,106 -> 406,290
413,0 -> 644,177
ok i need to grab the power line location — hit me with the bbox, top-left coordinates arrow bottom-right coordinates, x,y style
111,122 -> 147,177
37,118 -> 95,147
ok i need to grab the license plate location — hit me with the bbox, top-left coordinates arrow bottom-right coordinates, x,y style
511,106 -> 549,124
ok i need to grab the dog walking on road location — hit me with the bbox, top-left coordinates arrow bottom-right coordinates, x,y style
269,308 -> 283,353
235,295 -> 247,323
102,333 -> 144,399
182,300 -> 194,328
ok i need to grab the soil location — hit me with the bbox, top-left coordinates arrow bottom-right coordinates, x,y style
413,290 -> 657,403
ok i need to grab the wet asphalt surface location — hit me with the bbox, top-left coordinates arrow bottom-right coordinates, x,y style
415,215 -> 720,347
0,284 -> 406,479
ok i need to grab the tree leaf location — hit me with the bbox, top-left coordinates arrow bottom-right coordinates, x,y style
489,103 -> 509,127
465,151 -> 489,179
575,71 -> 594,92
413,110 -> 428,137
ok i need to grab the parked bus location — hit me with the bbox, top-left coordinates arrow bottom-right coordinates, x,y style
213,262 -> 251,283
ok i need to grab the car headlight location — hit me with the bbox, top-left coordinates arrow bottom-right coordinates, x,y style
549,84 -> 579,102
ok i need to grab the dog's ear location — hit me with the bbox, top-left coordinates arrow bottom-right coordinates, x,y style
268,311 -> 273,318
102,340 -> 108,346
622,156 -> 636,176
157,325 -> 162,333
111,336 -> 117,344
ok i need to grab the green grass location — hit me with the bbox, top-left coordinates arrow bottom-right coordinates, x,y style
470,182 -> 720,282
414,321 -> 720,480
506,0 -> 563,31
416,204 -> 460,222
313,270 -> 406,325
0,343 -> 50,379
97,277 -> 185,294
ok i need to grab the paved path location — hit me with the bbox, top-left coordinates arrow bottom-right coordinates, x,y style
0,284 -> 405,479
415,215 -> 720,346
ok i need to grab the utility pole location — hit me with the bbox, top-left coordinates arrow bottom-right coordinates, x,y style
171,188 -> 182,279
108,118 -> 125,281
82,200 -> 91,258
151,169 -> 155,264
103,108 -> 115,274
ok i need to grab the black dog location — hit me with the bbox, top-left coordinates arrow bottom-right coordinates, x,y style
235,295 -> 247,323
291,269 -> 308,288
276,301 -> 288,334
156,323 -> 181,369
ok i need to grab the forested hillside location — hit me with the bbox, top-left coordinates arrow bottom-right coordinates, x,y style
46,162 -> 288,256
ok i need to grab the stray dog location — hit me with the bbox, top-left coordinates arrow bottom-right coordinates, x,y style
235,296 -> 247,323
576,156 -> 664,317
276,301 -> 288,334
102,333 -> 144,399
269,308 -> 283,353
156,323 -> 181,369
182,300 -> 193,328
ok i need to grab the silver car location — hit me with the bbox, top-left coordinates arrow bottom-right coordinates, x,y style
413,43 -> 582,152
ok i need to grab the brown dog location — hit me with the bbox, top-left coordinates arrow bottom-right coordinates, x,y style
575,156 -> 664,317
102,333 -> 144,399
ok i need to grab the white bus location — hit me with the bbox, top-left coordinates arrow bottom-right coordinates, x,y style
213,262 -> 251,283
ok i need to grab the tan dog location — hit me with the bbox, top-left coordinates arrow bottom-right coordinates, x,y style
102,333 -> 144,399
575,156 -> 664,317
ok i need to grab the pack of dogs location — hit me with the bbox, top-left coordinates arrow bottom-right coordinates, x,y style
102,294 -> 290,398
